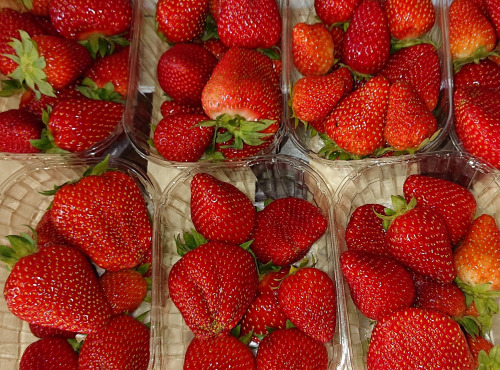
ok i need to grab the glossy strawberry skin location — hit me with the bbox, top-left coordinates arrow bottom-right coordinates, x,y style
160,101 -> 205,117
0,109 -> 43,153
156,0 -> 209,43
384,0 -> 436,40
20,338 -> 78,370
454,58 -> 500,90
258,267 -> 291,298
99,269 -> 148,316
35,210 -> 70,249
314,0 -> 361,25
168,242 -> 258,339
486,0 -> 500,38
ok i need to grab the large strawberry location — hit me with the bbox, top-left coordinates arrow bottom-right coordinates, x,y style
184,335 -> 257,369
384,0 -> 436,40
325,75 -> 389,156
0,109 -> 43,153
50,158 -> 152,272
314,0 -> 361,25
217,0 -> 282,49
453,85 -> 500,169
19,338 -> 78,370
250,197 -> 327,266
168,241 -> 258,338
454,58 -> 500,90
99,269 -> 148,316
341,250 -> 416,321
367,307 -> 474,369
403,174 -> 477,245
343,0 -> 391,75
78,314 -> 150,370
278,267 -> 336,343
190,172 -> 256,245
1,234 -> 112,334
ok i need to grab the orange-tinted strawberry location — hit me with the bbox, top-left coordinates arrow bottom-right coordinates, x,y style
314,0 -> 361,25
454,58 -> 500,90
99,269 -> 148,316
156,0 -> 208,43
384,0 -> 436,40
0,109 -> 43,153
20,338 -> 78,370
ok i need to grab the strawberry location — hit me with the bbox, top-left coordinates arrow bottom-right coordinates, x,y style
330,26 -> 346,62
341,250 -> 416,320
215,138 -> 274,159
314,0 -> 361,25
50,158 -> 153,272
157,43 -> 218,107
486,0 -> 500,38
201,38 -> 229,60
29,323 -> 76,339
384,81 -> 437,151
465,333 -> 497,369
19,338 -> 78,370
403,174 -> 477,245
0,109 -> 43,153
35,209 -> 70,249
454,58 -> 500,90
449,0 -> 496,63
78,314 -> 150,369
21,0 -> 51,17
343,0 -> 390,75
168,241 -> 258,338
258,267 -> 291,298
217,0 -> 282,49
201,47 -> 282,154
384,0 -> 436,40
190,172 -> 256,244
99,269 -> 148,316
367,307 -> 474,369
184,335 -> 256,369
292,22 -> 335,76
156,0 -> 209,44
256,328 -> 328,370
32,97 -> 124,153
378,43 -> 441,111
345,204 -> 391,256
453,86 -> 500,169
325,75 -> 390,156
160,100 -> 205,117
291,67 -> 352,123
250,197 -> 327,266
1,235 -> 111,334
152,113 -> 215,162
278,267 -> 336,343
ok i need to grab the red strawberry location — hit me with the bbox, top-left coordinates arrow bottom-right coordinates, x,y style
50,159 -> 153,272
345,204 -> 390,256
486,0 -> 500,38
190,172 -> 256,244
250,197 -> 327,266
330,25 -> 346,61
379,43 -> 441,111
258,267 -> 291,298
99,269 -> 148,316
384,0 -> 436,40
314,0 -> 361,25
465,333 -> 496,369
325,75 -> 389,156
22,0 -> 51,17
78,315 -> 150,370
454,58 -> 500,90
157,43 -> 218,107
1,236 -> 111,333
278,268 -> 336,343
184,335 -> 256,369
453,86 -> 500,169
152,113 -> 215,162
292,22 -> 335,76
215,137 -> 274,159
156,0 -> 209,43
160,100 -> 205,117
19,338 -> 78,370
256,328 -> 328,370
0,109 -> 43,153
343,0 -> 390,75
29,323 -> 76,339
367,307 -> 474,369
201,38 -> 229,60
35,209 -> 70,249
168,241 -> 258,338
403,174 -> 477,245
384,81 -> 437,151
341,250 -> 416,320
218,0 -> 282,49
449,0 -> 496,62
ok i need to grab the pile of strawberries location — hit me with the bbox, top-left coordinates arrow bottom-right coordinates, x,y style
168,172 -> 339,368
151,0 -> 283,162
0,1 -> 132,155
0,157 -> 153,368
341,174 -> 500,368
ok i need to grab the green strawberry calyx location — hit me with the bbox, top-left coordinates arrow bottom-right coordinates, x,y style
376,195 -> 418,230
477,346 -> 500,369
78,33 -> 130,60
453,46 -> 499,74
77,77 -> 125,103
0,229 -> 38,269
30,106 -> 70,154
318,134 -> 365,161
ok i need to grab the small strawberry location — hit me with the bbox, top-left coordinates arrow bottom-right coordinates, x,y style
168,241 -> 258,338
384,0 -> 436,40
156,0 -> 209,43
217,0 -> 282,49
250,197 -> 327,266
99,269 -> 148,316
454,58 -> 500,90
35,209 -> 70,249
292,22 -> 335,76
343,0 -> 390,75
19,338 -> 78,370
201,38 -> 229,60
160,100 -> 205,117
256,328 -> 328,370
325,75 -> 390,156
465,333 -> 498,369
152,113 -> 215,162
278,267 -> 336,343
384,81 -> 437,151
403,174 -> 477,245
341,250 -> 416,320
314,0 -> 361,25
157,43 -> 218,107
330,26 -> 346,62
258,267 -> 291,298
215,138 -> 274,160
367,307 -> 474,369
78,314 -> 150,370
29,323 -> 76,339
0,109 -> 43,153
